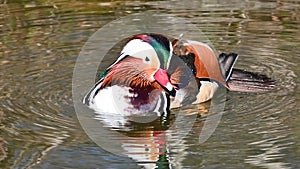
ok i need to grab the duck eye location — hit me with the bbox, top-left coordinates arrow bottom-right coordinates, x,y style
145,56 -> 150,62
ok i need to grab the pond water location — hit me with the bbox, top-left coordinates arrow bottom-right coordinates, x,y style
0,0 -> 300,168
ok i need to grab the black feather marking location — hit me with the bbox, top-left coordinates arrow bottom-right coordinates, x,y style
218,53 -> 239,81
179,53 -> 197,76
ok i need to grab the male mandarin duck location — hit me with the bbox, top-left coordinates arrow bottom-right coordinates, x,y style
83,33 -> 274,115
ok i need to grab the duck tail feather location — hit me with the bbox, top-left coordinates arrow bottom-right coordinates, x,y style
227,68 -> 275,92
218,53 -> 239,81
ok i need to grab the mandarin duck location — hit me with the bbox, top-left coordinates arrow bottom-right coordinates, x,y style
83,33 -> 275,115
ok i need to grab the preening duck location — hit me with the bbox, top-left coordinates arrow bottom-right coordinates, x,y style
83,33 -> 275,115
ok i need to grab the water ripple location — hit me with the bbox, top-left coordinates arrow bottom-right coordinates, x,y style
1,0 -> 300,168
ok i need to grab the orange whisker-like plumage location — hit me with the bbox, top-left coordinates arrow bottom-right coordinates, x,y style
100,57 -> 163,90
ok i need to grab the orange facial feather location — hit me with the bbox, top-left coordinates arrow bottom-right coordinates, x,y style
100,57 -> 165,91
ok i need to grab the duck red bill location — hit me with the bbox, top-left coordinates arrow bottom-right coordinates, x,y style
154,69 -> 174,92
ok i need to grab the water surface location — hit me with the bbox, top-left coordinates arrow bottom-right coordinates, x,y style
0,0 -> 299,168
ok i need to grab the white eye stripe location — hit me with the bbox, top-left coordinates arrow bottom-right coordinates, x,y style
121,39 -> 161,66
121,39 -> 153,56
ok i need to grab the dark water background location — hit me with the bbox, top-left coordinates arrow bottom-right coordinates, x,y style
0,0 -> 299,168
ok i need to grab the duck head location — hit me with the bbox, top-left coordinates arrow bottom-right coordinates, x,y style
99,33 -> 176,96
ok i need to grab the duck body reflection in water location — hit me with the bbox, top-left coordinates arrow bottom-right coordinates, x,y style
82,33 -> 275,168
